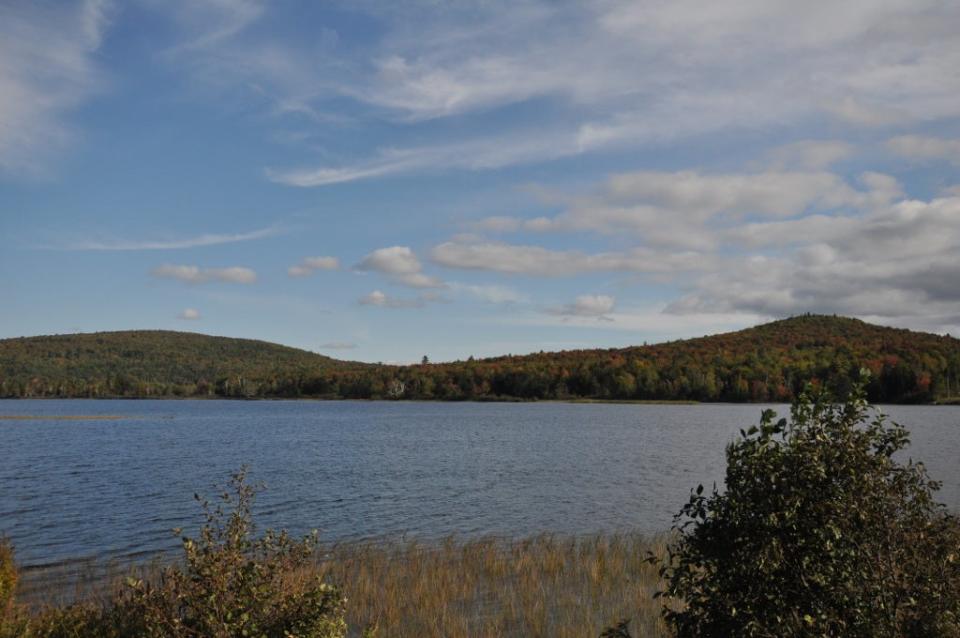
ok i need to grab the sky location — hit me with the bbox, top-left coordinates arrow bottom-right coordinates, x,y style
2,0 -> 960,363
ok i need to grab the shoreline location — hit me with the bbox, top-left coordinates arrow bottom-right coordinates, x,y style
2,395 -> 956,406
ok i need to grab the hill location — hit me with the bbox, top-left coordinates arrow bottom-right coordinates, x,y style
0,330 -> 356,398
309,315 -> 960,404
2,316 -> 959,402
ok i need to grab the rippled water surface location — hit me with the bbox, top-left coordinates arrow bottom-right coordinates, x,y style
1,400 -> 958,572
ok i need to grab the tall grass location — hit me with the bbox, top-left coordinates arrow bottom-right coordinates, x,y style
316,533 -> 669,637
10,533 -> 669,637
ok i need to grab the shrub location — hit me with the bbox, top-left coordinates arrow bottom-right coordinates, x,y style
0,538 -> 27,638
656,376 -> 960,636
32,468 -> 347,638
0,539 -> 15,615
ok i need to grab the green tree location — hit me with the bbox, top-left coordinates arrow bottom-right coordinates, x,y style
656,376 -> 960,637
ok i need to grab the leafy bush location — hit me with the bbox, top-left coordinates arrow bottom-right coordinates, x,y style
0,539 -> 15,615
656,377 -> 960,637
29,468 -> 346,638
0,538 -> 27,638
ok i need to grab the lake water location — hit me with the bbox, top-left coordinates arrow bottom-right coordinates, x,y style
1,400 -> 958,575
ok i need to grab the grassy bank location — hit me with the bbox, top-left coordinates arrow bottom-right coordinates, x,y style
317,533 -> 668,637
6,534 -> 668,638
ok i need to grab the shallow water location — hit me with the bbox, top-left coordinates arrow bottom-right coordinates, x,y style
1,400 -> 958,572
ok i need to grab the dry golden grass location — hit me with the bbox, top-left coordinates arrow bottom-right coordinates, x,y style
18,533 -> 670,638
312,533 -> 670,638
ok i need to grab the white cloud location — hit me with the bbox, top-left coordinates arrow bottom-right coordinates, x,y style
431,241 -> 711,276
0,0 -> 111,174
547,294 -> 616,318
163,0 -> 265,53
469,216 -> 523,233
887,135 -> 960,165
359,290 -> 389,306
151,264 -> 257,284
65,226 -> 281,250
356,246 -> 444,288
436,161 -> 960,334
665,193 -> 960,331
822,97 -> 906,127
266,129 -> 583,187
358,289 -> 442,309
765,140 -> 855,170
288,255 -> 339,277
144,1 -> 960,184
177,308 -> 201,320
510,305 -> 769,338
450,282 -> 527,304
472,168 -> 901,251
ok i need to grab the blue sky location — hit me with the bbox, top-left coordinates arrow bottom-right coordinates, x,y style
2,0 -> 960,363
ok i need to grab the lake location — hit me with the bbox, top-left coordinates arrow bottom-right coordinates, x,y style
1,400 -> 958,575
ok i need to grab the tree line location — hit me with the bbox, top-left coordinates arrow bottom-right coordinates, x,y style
2,315 -> 959,403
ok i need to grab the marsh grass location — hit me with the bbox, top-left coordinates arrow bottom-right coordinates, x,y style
317,533 -> 669,637
15,533 -> 669,637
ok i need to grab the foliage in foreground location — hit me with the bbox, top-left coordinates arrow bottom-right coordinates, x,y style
3,469 -> 346,638
656,377 -> 960,637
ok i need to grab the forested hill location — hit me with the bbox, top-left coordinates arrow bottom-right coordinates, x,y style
2,316 -> 960,402
373,314 -> 956,404
0,330 -> 354,398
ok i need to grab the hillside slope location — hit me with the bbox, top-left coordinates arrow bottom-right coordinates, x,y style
2,316 -> 959,402
0,330 -> 355,398
317,315 -> 960,403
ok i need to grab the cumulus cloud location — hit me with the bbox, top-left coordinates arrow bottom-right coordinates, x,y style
887,135 -> 960,165
356,246 -> 445,288
177,308 -> 201,320
288,255 -> 339,277
471,168 -> 901,251
0,0 -> 111,174
547,294 -> 616,319
665,194 -> 960,332
151,264 -> 257,284
434,158 -> 960,334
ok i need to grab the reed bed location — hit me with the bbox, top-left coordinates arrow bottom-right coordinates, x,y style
14,533 -> 670,637
315,533 -> 670,638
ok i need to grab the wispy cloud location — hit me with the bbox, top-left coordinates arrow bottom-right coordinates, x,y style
0,0 -> 112,174
151,264 -> 257,284
175,0 -> 960,185
266,130 -> 582,187
64,226 -> 282,251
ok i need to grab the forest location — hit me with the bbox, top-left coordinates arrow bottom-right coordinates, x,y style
2,315 -> 959,403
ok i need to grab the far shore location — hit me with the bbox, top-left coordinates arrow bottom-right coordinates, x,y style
3,395 -> 960,406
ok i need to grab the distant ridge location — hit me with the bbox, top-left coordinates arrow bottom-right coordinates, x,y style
2,316 -> 959,403
0,330 -> 356,398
